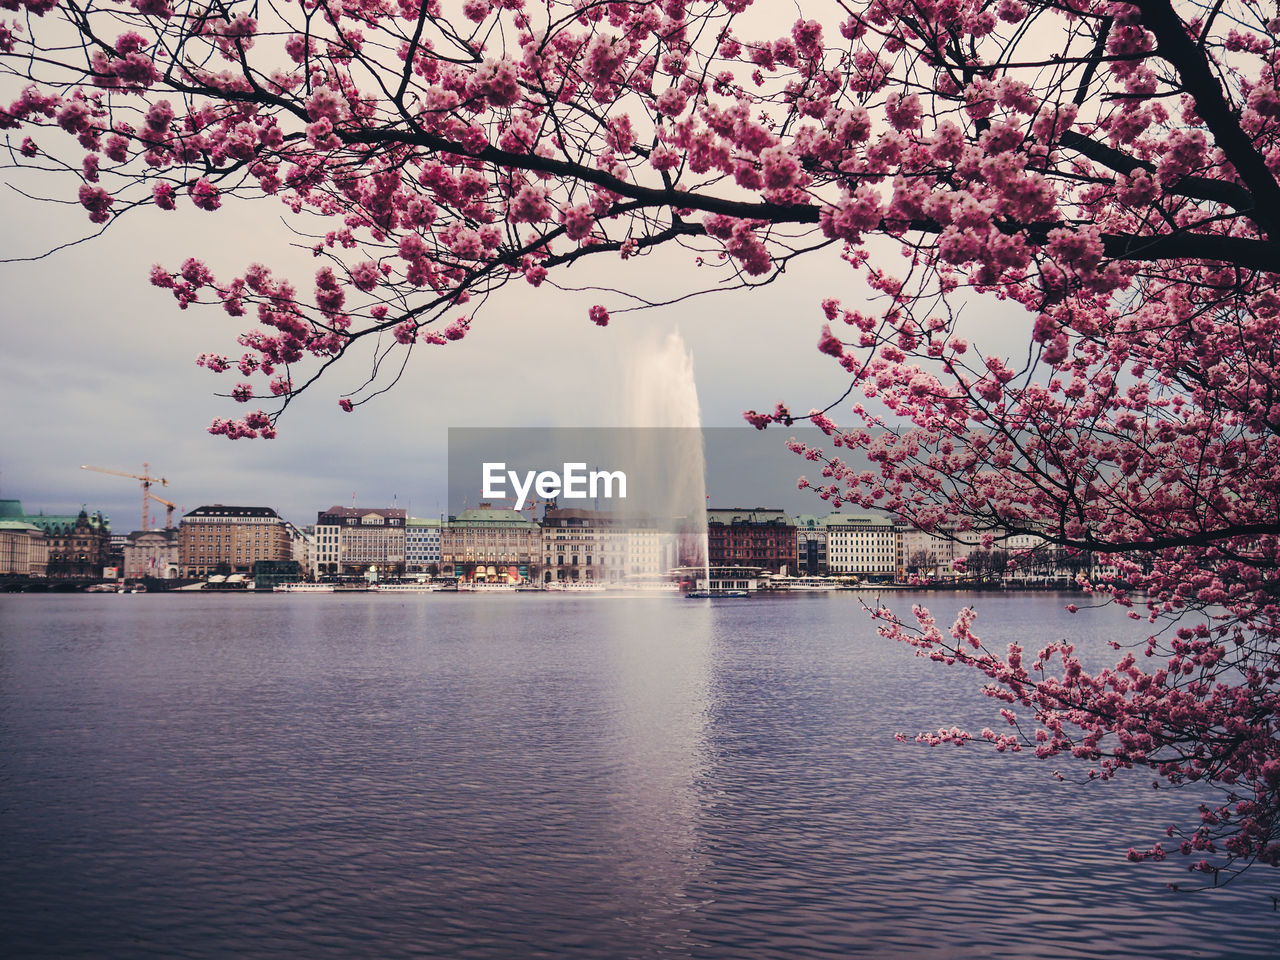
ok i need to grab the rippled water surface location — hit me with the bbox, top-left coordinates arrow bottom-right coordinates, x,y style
1,591 -> 1276,958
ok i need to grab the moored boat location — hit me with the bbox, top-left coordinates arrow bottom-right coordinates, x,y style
273,582 -> 335,593
769,576 -> 844,592
456,581 -> 517,593
545,581 -> 606,593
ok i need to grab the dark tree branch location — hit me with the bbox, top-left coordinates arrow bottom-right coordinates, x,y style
1137,0 -> 1280,239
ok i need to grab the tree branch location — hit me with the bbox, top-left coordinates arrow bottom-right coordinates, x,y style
1138,0 -> 1280,239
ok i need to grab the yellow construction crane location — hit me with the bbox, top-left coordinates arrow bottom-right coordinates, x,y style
147,492 -> 181,530
80,463 -> 168,532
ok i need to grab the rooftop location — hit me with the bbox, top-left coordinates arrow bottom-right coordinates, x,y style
707,508 -> 793,526
821,513 -> 894,528
449,508 -> 538,527
185,505 -> 281,519
0,519 -> 43,533
317,506 -> 408,520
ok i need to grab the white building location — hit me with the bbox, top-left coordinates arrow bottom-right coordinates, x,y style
0,520 -> 48,576
823,513 -> 898,579
122,529 -> 179,579
619,522 -> 674,581
313,506 -> 407,578
897,522 -> 959,579
291,524 -> 313,575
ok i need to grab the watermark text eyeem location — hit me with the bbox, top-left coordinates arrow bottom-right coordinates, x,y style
482,462 -> 627,510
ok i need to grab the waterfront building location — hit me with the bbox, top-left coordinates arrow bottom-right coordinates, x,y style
618,519 -> 674,582
2,500 -> 113,578
286,523 -> 312,575
823,513 -> 898,579
106,532 -> 128,574
253,559 -> 303,589
674,564 -> 764,594
947,526 -> 1063,583
406,517 -> 442,574
793,514 -> 829,576
896,521 -> 960,580
122,528 -> 179,579
0,519 -> 49,577
178,505 -> 292,578
313,506 -> 407,578
706,508 -> 797,575
442,505 -> 540,582
542,508 -> 612,583
313,517 -> 337,576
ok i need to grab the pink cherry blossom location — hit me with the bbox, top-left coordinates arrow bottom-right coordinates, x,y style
188,178 -> 220,211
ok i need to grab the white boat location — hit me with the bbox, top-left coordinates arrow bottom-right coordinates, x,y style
770,576 -> 843,592
456,581 -> 517,593
273,582 -> 335,593
372,582 -> 441,593
604,577 -> 680,594
545,581 -> 606,593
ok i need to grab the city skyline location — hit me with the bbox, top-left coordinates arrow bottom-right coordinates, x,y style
1,184 -> 874,530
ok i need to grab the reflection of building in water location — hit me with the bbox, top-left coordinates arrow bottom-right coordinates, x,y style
442,505 -> 540,583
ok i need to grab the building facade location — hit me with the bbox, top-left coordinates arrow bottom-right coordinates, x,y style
253,559 -> 303,589
897,522 -> 959,579
287,523 -> 312,576
542,508 -> 611,583
441,506 -> 541,583
178,505 -> 292,577
406,517 -> 442,574
122,528 -> 180,579
706,508 -> 797,575
794,514 -> 829,575
313,506 -> 407,578
824,513 -> 898,579
0,519 -> 49,577
20,507 -> 112,578
618,520 -> 673,581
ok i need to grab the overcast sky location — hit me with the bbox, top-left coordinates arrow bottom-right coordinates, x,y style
0,4 -> 1043,534
0,165 -> 886,531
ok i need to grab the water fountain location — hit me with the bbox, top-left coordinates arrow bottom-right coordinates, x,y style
619,329 -> 711,592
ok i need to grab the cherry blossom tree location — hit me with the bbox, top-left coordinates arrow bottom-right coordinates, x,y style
3,0 -> 1278,883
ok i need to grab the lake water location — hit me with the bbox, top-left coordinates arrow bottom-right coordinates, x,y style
1,591 -> 1276,958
